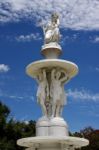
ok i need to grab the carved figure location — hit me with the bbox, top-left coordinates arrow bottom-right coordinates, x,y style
43,13 -> 60,44
36,69 -> 49,117
50,68 -> 68,117
59,69 -> 69,116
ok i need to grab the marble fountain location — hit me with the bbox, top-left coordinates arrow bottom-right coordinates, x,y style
17,13 -> 89,150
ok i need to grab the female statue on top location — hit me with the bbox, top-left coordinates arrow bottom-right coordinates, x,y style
43,13 -> 60,44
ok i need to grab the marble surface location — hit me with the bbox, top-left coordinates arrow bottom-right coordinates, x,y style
26,59 -> 78,80
36,117 -> 68,136
17,136 -> 89,149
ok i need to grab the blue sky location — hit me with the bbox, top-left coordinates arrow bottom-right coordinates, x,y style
0,0 -> 99,132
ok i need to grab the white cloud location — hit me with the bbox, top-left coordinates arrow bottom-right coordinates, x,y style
9,95 -> 24,100
0,64 -> 10,73
24,120 -> 29,125
89,35 -> 99,43
67,89 -> 99,102
16,33 -> 42,42
7,94 -> 35,102
0,90 -> 35,102
79,104 -> 99,117
20,115 -> 29,121
92,36 -> 99,43
60,33 -> 78,45
1,0 -> 99,30
96,67 -> 99,72
87,109 -> 99,117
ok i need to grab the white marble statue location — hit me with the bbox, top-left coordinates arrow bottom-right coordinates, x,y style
59,69 -> 69,116
43,13 -> 60,44
50,68 -> 68,117
36,69 -> 49,117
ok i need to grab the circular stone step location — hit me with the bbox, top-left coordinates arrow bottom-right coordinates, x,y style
17,136 -> 89,149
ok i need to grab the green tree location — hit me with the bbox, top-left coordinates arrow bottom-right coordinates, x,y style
0,101 -> 36,150
81,127 -> 99,150
72,127 -> 99,150
0,102 -> 10,138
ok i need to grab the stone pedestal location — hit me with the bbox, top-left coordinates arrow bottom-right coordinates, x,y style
36,117 -> 49,136
49,117 -> 68,136
36,117 -> 68,137
41,43 -> 62,59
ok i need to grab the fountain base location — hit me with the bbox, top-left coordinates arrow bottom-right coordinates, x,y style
17,136 -> 89,150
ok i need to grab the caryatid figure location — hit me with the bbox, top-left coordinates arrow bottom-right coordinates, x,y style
50,68 -> 69,117
36,69 -> 49,117
59,69 -> 69,116
43,13 -> 60,44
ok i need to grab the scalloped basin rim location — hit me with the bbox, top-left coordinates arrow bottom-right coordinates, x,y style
17,136 -> 89,148
26,59 -> 79,79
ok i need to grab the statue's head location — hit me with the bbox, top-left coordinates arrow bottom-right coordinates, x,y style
51,13 -> 59,23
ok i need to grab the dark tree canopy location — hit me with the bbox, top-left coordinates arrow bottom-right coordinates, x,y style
0,101 -> 36,150
70,127 -> 99,150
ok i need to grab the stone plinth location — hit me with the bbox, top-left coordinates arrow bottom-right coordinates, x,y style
36,117 -> 49,136
36,117 -> 68,137
41,43 -> 62,59
49,117 -> 68,136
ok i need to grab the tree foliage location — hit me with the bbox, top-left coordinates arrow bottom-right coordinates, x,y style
71,127 -> 99,150
0,101 -> 36,150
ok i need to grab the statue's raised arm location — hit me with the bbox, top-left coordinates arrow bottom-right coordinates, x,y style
43,13 -> 60,44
